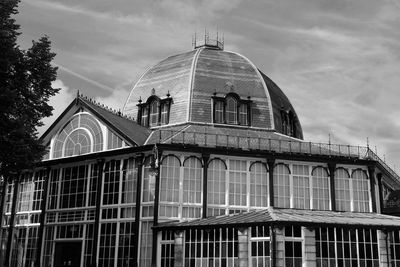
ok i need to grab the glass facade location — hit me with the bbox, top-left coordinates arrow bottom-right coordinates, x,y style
316,227 -> 379,266
0,153 -> 397,267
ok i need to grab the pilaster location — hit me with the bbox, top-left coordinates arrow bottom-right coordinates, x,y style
237,227 -> 249,267
174,231 -> 184,267
303,227 -> 316,267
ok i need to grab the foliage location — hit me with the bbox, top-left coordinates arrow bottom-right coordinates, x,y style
0,0 -> 59,178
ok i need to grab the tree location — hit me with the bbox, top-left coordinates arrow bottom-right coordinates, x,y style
0,0 -> 59,178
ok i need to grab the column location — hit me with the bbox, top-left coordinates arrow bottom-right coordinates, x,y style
237,227 -> 249,267
174,230 -> 184,267
151,148 -> 162,267
133,154 -> 144,267
92,159 -> 105,267
35,167 -> 51,267
267,159 -> 275,207
378,230 -> 389,267
303,227 -> 316,267
202,154 -> 210,218
328,163 -> 336,211
377,173 -> 384,213
368,166 -> 377,212
4,173 -> 20,267
274,227 -> 285,267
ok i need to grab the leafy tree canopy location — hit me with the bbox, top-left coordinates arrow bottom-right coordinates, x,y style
0,0 -> 59,178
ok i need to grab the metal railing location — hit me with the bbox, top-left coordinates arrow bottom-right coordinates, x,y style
156,129 -> 400,182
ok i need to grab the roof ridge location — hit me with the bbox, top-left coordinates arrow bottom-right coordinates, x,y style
77,93 -> 137,123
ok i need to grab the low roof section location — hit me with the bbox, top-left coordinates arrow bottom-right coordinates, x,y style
156,207 -> 400,230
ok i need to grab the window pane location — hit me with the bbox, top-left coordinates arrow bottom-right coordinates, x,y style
226,97 -> 237,124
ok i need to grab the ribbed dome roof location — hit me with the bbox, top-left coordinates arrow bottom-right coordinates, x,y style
123,46 -> 303,139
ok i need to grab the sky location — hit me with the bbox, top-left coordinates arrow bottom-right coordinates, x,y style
15,0 -> 400,171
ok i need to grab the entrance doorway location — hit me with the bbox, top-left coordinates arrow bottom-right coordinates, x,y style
54,241 -> 82,267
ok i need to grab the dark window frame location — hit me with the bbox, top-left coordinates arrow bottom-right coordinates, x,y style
137,95 -> 172,127
212,93 -> 251,126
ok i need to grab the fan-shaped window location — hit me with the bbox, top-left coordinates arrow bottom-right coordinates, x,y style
53,113 -> 103,159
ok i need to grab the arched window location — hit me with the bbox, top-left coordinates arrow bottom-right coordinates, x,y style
138,96 -> 172,127
160,102 -> 169,125
226,97 -> 238,124
212,93 -> 251,126
274,164 -> 290,208
159,155 -> 181,218
250,162 -> 268,207
141,157 -> 154,218
335,168 -> 351,211
149,100 -> 159,126
214,101 -> 224,123
207,159 -> 227,216
311,167 -> 330,210
182,157 -> 203,218
352,170 -> 370,212
239,104 -> 248,125
292,165 -> 310,209
228,159 -> 247,208
141,106 -> 149,127
64,128 -> 91,157
53,112 -> 103,159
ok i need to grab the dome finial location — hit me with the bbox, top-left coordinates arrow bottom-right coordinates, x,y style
193,27 -> 224,50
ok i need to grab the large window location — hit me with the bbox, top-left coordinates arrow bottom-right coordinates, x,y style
389,230 -> 400,266
351,170 -> 370,212
335,168 -> 370,212
159,155 -> 180,218
53,112 -> 103,158
274,164 -> 291,208
312,167 -> 330,210
274,163 -> 331,210
250,162 -> 268,207
251,226 -> 271,267
292,165 -> 310,209
138,96 -> 171,127
284,226 -> 303,267
60,165 -> 87,209
184,228 -> 238,266
208,159 -> 269,215
228,159 -> 247,207
103,160 -> 121,206
182,157 -> 203,218
212,93 -> 251,126
160,230 -> 175,267
316,227 -> 379,267
207,159 -> 227,216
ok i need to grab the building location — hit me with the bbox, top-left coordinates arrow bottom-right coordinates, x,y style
1,38 -> 400,267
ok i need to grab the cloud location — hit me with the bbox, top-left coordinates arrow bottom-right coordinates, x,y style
37,79 -> 75,136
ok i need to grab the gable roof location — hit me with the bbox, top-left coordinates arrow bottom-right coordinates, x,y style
40,93 -> 150,146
